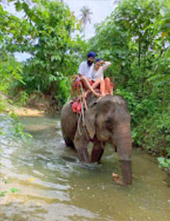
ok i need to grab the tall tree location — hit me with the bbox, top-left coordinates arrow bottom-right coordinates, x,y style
80,6 -> 92,37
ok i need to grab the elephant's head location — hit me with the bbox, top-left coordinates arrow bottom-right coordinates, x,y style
85,95 -> 132,185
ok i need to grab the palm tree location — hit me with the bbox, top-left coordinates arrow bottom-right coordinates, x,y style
80,6 -> 93,37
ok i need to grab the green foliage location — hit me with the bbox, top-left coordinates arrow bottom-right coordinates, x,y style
5,1 -> 81,98
0,3 -> 24,111
158,157 -> 170,169
0,50 -> 23,111
16,91 -> 29,107
0,0 -> 87,138
135,106 -> 170,155
10,187 -> 19,193
0,191 -> 8,197
56,77 -> 71,107
89,0 -> 170,167
0,112 -> 32,141
8,112 -> 32,141
0,0 -> 88,105
0,179 -> 19,197
0,187 -> 19,197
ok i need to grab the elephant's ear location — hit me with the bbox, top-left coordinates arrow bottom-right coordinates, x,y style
84,108 -> 96,139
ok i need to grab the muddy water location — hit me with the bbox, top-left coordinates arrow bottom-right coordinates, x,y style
0,115 -> 170,221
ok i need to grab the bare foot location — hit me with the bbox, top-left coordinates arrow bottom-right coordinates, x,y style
84,90 -> 101,98
84,91 -> 89,98
93,92 -> 101,97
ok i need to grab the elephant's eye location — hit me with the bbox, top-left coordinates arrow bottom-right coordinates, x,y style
105,119 -> 113,130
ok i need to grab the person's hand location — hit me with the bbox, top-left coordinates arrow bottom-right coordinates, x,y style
100,60 -> 105,65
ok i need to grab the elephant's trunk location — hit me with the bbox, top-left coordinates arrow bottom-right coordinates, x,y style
120,160 -> 132,185
113,123 -> 132,185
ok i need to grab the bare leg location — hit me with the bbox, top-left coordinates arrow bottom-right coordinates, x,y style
100,80 -> 106,96
85,79 -> 102,97
91,79 -> 102,89
81,76 -> 101,97
104,77 -> 114,95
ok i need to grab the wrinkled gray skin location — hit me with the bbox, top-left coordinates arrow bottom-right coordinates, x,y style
61,95 -> 132,185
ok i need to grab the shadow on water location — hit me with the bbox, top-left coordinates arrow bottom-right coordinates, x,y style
0,115 -> 170,221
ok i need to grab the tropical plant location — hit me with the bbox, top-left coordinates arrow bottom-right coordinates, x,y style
80,6 -> 93,37
7,1 -> 81,97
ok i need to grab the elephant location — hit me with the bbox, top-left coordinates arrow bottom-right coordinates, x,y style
61,94 -> 132,185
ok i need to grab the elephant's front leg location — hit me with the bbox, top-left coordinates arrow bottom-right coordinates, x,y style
74,128 -> 90,163
91,142 -> 104,163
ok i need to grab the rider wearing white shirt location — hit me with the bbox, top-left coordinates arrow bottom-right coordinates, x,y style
78,61 -> 94,80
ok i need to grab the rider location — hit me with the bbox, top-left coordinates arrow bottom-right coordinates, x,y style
91,58 -> 113,96
78,52 -> 101,97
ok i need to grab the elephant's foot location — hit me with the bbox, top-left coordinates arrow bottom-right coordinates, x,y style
112,160 -> 132,186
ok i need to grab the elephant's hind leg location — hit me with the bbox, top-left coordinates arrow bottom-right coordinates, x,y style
91,142 -> 104,163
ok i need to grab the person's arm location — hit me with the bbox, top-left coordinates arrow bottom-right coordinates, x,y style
102,61 -> 111,71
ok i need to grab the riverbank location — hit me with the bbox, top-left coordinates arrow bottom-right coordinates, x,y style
1,91 -> 54,117
12,106 -> 44,117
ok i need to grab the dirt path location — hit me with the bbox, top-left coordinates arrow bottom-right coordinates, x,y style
0,91 -> 45,117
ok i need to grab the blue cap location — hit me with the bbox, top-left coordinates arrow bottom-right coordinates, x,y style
87,51 -> 96,58
96,58 -> 102,62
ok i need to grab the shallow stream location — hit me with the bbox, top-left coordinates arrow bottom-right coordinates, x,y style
0,115 -> 170,221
